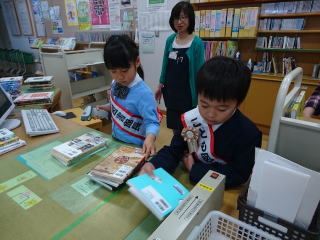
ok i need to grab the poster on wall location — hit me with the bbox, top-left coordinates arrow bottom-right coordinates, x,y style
31,0 -> 46,37
2,0 -> 21,36
76,0 -> 92,30
90,0 -> 110,28
64,0 -> 79,26
49,6 -> 64,34
52,20 -> 64,34
14,0 -> 34,35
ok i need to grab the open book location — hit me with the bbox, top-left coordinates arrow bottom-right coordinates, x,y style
127,168 -> 189,220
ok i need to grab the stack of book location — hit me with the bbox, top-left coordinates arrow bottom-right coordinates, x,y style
24,76 -> 54,91
0,76 -> 23,99
127,168 -> 190,220
0,128 -> 26,155
87,146 -> 146,190
52,132 -> 108,166
13,91 -> 54,106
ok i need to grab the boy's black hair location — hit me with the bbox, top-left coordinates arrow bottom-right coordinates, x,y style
104,35 -> 144,79
169,1 -> 195,34
196,56 -> 251,104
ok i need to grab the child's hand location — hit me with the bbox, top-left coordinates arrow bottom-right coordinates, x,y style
143,133 -> 156,159
154,83 -> 164,104
96,104 -> 111,112
138,162 -> 156,178
183,153 -> 195,172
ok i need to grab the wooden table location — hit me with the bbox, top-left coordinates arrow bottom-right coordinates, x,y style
63,107 -> 103,130
0,114 -> 243,240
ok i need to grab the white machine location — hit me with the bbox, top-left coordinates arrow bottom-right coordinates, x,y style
148,170 -> 225,240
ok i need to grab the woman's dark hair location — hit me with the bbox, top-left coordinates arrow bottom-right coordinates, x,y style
104,35 -> 144,79
196,56 -> 251,104
169,1 -> 195,34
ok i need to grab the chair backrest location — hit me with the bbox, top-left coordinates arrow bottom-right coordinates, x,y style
267,67 -> 320,172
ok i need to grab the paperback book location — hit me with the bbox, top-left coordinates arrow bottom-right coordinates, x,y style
87,145 -> 146,190
127,168 -> 189,220
0,128 -> 26,155
13,92 -> 54,105
52,132 -> 108,166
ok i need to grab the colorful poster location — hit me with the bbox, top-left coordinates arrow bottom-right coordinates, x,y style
52,20 -> 64,34
90,0 -> 110,27
65,0 -> 79,26
77,0 -> 92,30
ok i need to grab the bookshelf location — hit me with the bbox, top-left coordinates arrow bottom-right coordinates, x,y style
192,0 -> 320,133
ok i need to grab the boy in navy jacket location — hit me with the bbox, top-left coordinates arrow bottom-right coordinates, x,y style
139,56 -> 262,188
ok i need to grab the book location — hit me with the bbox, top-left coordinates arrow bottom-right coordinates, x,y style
88,145 -> 146,188
13,92 -> 54,105
0,139 -> 26,155
24,76 -> 54,83
0,128 -> 16,142
127,168 -> 189,221
52,132 -> 108,166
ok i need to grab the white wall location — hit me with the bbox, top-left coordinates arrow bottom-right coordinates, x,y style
137,0 -> 180,110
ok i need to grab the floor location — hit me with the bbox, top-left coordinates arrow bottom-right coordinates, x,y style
100,115 -> 269,151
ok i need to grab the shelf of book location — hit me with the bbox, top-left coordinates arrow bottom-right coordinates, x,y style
71,85 -> 110,99
256,48 -> 320,53
202,37 -> 257,40
252,72 -> 320,83
192,0 -> 261,8
260,12 -> 320,18
258,30 -> 320,34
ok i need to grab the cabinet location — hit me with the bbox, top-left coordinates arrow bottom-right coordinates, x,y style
40,48 -> 112,109
193,0 -> 320,133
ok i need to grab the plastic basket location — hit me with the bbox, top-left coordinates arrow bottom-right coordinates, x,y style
187,211 -> 279,240
237,190 -> 320,240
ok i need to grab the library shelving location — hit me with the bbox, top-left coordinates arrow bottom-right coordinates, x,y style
40,46 -> 112,109
192,0 -> 320,133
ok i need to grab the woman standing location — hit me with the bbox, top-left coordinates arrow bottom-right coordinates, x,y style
155,1 -> 205,133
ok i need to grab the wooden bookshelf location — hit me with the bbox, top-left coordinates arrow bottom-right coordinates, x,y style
256,48 -> 320,53
260,12 -> 320,18
258,30 -> 320,34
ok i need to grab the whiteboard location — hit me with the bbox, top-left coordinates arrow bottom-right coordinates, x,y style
2,0 -> 21,35
14,0 -> 34,35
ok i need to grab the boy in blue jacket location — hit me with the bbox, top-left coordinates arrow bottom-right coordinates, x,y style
139,56 -> 262,188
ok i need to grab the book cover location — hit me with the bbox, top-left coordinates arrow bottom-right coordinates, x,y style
13,92 -> 54,103
0,128 -> 16,142
225,8 -> 234,37
89,145 -> 145,185
231,8 -> 241,38
52,132 -> 108,166
127,168 -> 189,221
24,76 -> 54,83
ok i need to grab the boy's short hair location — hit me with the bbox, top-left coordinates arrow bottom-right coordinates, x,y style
196,56 -> 251,104
169,1 -> 195,34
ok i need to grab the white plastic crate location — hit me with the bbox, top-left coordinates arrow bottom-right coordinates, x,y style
187,211 -> 280,240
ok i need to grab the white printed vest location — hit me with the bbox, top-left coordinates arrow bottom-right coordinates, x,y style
110,95 -> 145,140
181,108 -> 227,165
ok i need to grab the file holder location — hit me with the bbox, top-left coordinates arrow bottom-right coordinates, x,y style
237,189 -> 320,240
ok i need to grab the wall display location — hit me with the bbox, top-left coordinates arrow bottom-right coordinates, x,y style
2,0 -> 21,36
31,0 -> 46,37
64,0 -> 79,26
14,0 -> 34,35
90,0 -> 110,27
76,0 -> 92,30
